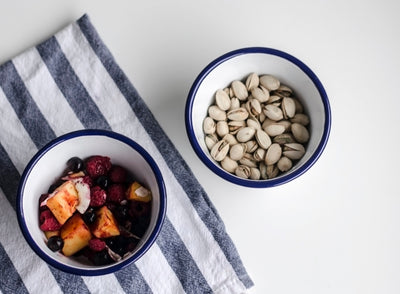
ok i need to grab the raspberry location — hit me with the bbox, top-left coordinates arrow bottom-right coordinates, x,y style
39,210 -> 61,231
85,156 -> 111,178
89,238 -> 106,252
82,175 -> 93,187
108,165 -> 127,183
107,184 -> 126,203
90,186 -> 107,207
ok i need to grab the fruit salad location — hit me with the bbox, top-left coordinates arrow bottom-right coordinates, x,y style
39,155 -> 152,266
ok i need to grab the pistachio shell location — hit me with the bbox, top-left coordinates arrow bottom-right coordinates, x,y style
259,75 -> 280,91
283,143 -> 305,160
255,129 -> 272,149
291,123 -> 310,143
229,97 -> 240,110
228,120 -> 246,134
277,156 -> 292,172
235,165 -> 251,178
259,162 -> 268,179
236,127 -> 256,142
265,143 -> 282,165
250,167 -> 261,180
222,133 -> 238,145
292,98 -> 304,113
205,133 -> 218,150
266,164 -> 279,179
291,113 -> 310,126
230,143 -> 246,161
231,80 -> 248,101
282,97 -> 296,119
221,156 -> 238,173
210,140 -> 230,161
251,86 -> 270,103
216,121 -> 229,137
245,73 -> 259,91
203,117 -> 216,134
208,105 -> 226,121
215,89 -> 231,111
264,124 -> 285,137
263,104 -> 283,121
253,148 -> 266,162
273,84 -> 293,97
246,117 -> 261,130
273,133 -> 296,145
245,140 -> 258,153
245,98 -> 262,116
227,107 -> 249,121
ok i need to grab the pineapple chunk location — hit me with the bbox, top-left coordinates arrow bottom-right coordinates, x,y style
60,213 -> 92,256
126,182 -> 152,202
92,206 -> 120,238
46,181 -> 79,225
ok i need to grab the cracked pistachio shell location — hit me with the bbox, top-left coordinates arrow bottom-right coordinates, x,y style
231,80 -> 249,101
229,97 -> 240,110
265,143 -> 282,165
245,73 -> 259,91
267,95 -> 282,104
208,105 -> 226,121
250,167 -> 261,180
263,104 -> 283,121
216,121 -> 229,137
245,98 -> 262,116
228,120 -> 246,134
203,116 -> 216,134
266,164 -> 279,179
236,127 -> 256,142
235,165 -> 251,179
210,139 -> 230,161
245,140 -> 258,153
239,154 -> 258,168
291,123 -> 310,143
283,143 -> 305,160
221,156 -> 238,173
227,107 -> 249,121
246,117 -> 261,130
251,86 -> 270,103
205,133 -> 218,150
273,84 -> 293,97
222,133 -> 238,146
229,143 -> 246,161
277,156 -> 292,172
259,162 -> 268,179
291,113 -> 310,126
273,133 -> 296,145
259,75 -> 280,91
215,89 -> 231,111
253,148 -> 266,162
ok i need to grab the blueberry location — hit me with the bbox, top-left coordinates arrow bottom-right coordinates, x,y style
67,157 -> 84,172
47,236 -> 64,252
106,236 -> 129,256
82,209 -> 96,224
115,205 -> 129,221
95,175 -> 110,190
93,250 -> 112,266
48,179 -> 65,193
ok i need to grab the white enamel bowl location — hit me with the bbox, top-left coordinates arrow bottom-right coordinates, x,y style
185,47 -> 331,188
17,129 -> 167,275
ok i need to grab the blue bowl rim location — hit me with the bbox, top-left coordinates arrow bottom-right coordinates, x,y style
16,129 -> 167,276
185,47 -> 332,188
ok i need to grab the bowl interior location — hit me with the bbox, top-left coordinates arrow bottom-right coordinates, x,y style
19,132 -> 165,273
188,50 -> 329,186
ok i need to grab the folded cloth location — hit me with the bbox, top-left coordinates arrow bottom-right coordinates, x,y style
0,14 -> 253,294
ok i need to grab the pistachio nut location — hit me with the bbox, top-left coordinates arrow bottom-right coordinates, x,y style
245,72 -> 259,91
291,113 -> 310,126
283,143 -> 305,160
203,116 -> 216,134
255,129 -> 272,150
266,164 -> 279,179
246,117 -> 261,130
215,89 -> 231,111
231,80 -> 248,101
282,97 -> 296,119
263,104 -> 284,121
216,121 -> 229,137
222,133 -> 238,146
273,133 -> 296,145
277,156 -> 292,172
265,143 -> 282,165
227,107 -> 249,121
229,97 -> 240,110
229,143 -> 246,161
210,139 -> 230,161
251,86 -> 270,103
259,74 -> 280,91
264,124 -> 285,137
236,127 -> 256,142
208,105 -> 226,121
291,123 -> 310,143
250,167 -> 261,180
221,156 -> 238,173
228,120 -> 246,134
205,133 -> 218,150
235,165 -> 251,179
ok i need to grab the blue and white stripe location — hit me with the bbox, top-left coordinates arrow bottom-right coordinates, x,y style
0,14 -> 253,294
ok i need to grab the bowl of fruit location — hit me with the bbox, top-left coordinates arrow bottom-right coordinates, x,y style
16,129 -> 167,275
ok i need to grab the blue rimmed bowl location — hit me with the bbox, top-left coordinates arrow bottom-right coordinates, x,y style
185,47 -> 331,188
17,129 -> 167,275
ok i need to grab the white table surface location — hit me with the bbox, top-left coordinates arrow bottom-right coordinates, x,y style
1,1 -> 400,293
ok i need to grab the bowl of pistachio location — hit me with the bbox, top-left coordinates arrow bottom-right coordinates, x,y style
185,47 -> 331,188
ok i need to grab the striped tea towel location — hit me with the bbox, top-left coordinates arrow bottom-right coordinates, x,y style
0,14 -> 253,294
